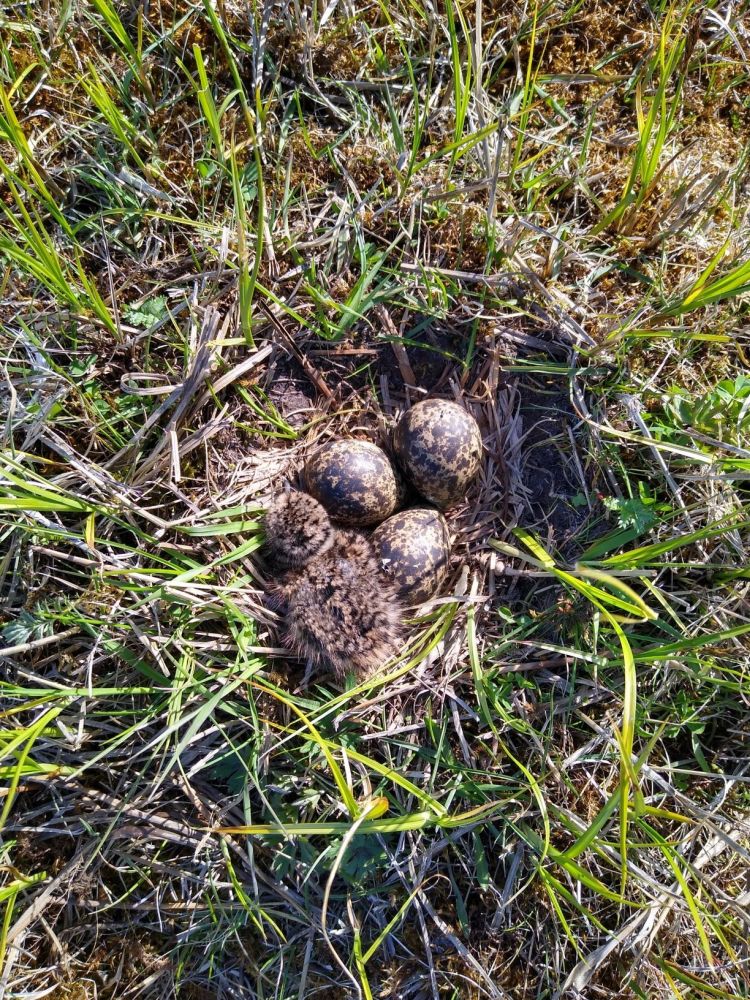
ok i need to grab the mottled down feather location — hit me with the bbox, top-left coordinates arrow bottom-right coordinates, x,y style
263,492 -> 402,681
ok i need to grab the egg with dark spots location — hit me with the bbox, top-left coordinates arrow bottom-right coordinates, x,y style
303,440 -> 402,527
373,508 -> 451,604
394,399 -> 482,508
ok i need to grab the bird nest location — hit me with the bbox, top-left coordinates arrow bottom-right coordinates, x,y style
188,299 -> 595,706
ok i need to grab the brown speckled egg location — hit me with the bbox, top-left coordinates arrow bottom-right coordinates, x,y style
303,440 -> 401,527
394,399 -> 482,508
373,507 -> 451,604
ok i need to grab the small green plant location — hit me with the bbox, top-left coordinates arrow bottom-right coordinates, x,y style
602,488 -> 659,534
2,608 -> 57,646
648,375 -> 750,465
125,295 -> 169,329
665,374 -> 750,440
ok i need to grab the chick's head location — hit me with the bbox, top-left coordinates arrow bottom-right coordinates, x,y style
263,491 -> 334,568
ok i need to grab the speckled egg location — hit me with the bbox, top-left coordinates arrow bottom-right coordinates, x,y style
394,399 -> 482,508
373,507 -> 451,604
303,439 -> 402,527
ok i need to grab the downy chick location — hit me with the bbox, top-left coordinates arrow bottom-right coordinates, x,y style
263,492 -> 402,682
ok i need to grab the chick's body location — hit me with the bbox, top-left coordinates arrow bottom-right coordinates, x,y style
277,531 -> 401,681
264,493 -> 401,682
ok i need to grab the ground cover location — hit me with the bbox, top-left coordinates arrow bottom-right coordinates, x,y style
1,1 -> 750,997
